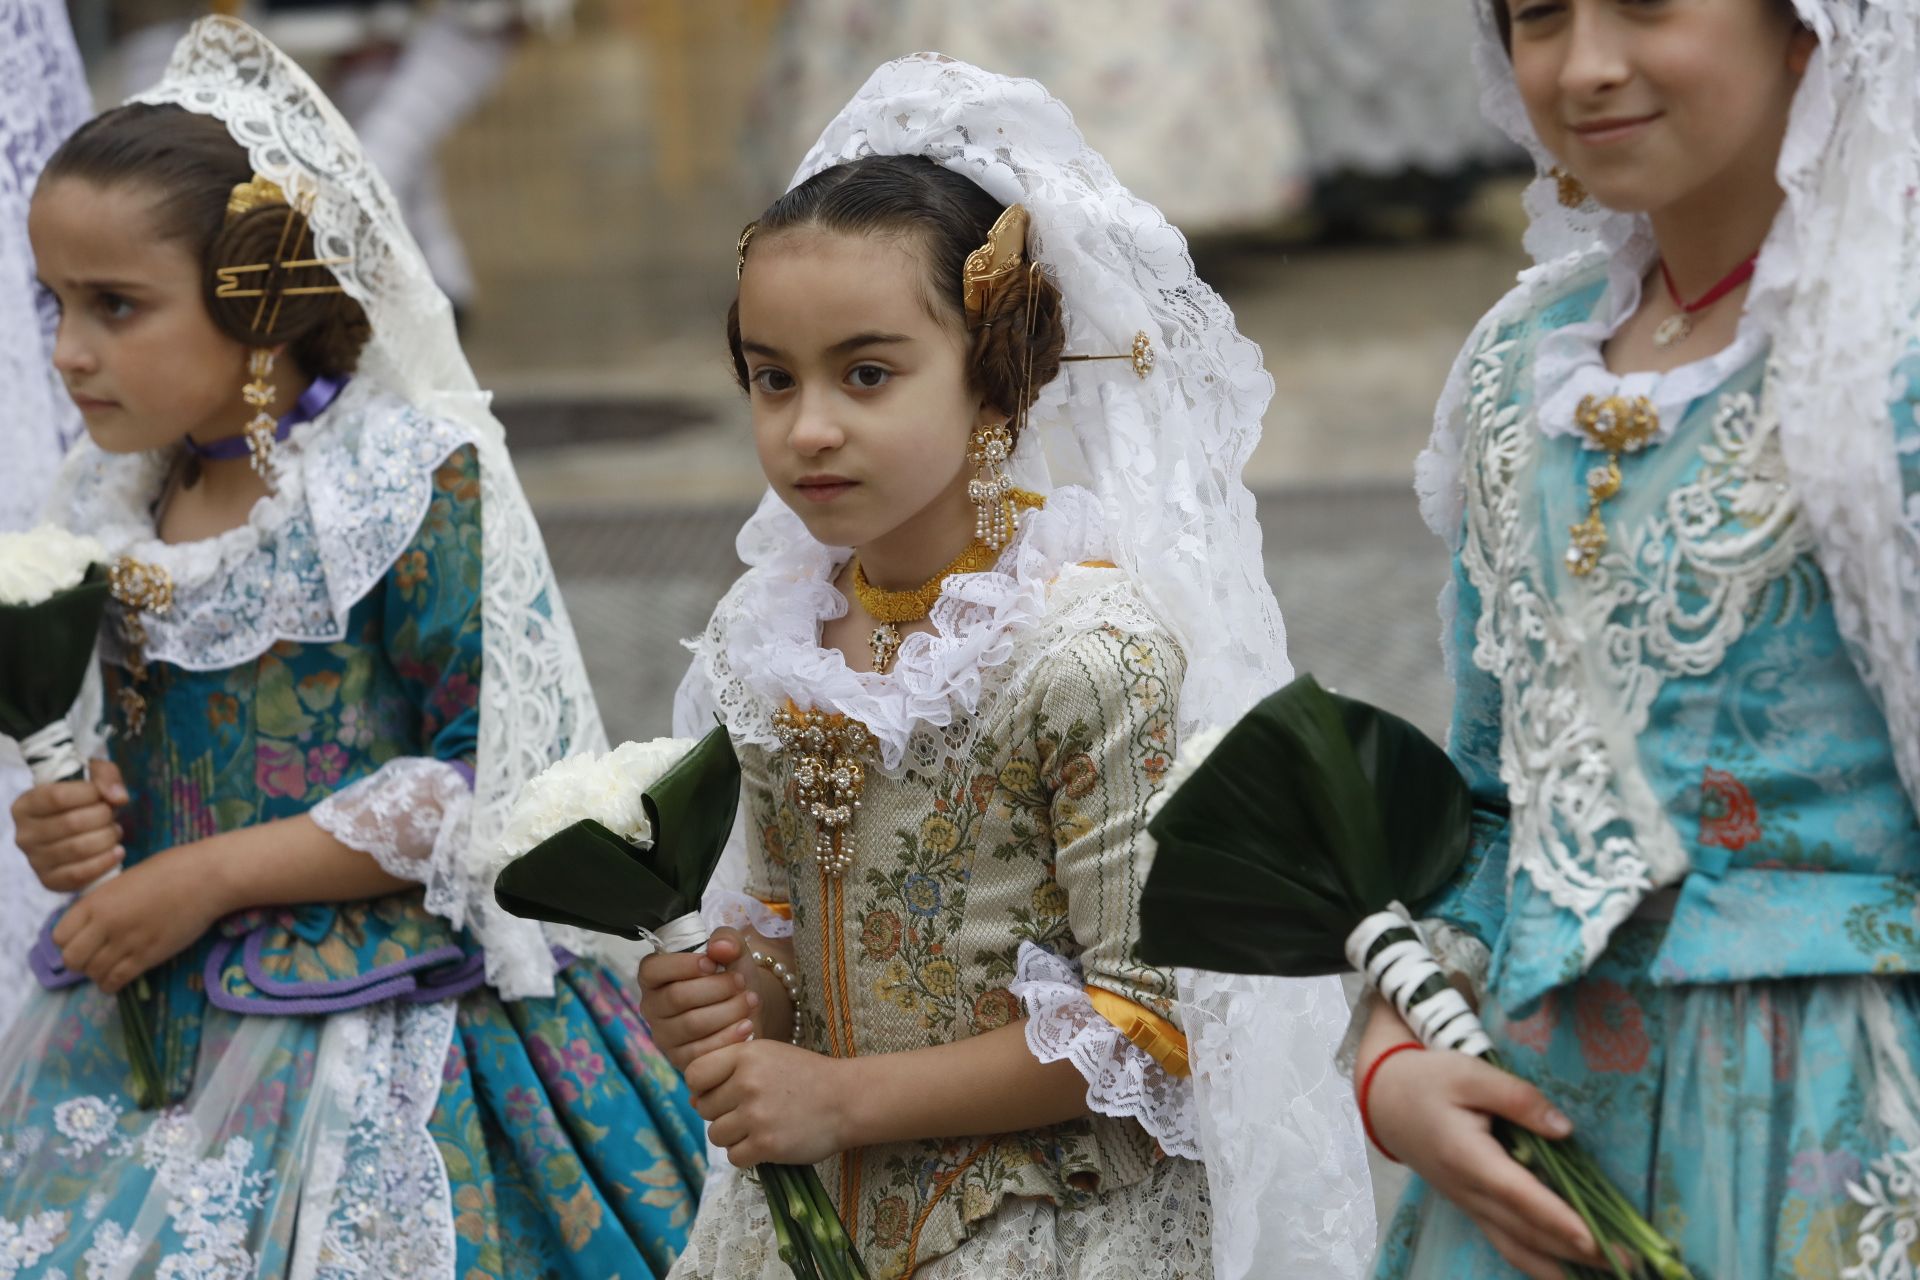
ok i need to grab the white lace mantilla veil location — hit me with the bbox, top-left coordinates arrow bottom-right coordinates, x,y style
47,16 -> 609,999
687,52 -> 1374,1279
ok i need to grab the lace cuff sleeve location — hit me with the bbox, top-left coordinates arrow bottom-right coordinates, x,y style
1009,942 -> 1199,1159
311,756 -> 558,998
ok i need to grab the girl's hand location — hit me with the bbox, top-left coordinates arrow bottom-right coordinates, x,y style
636,926 -> 794,1071
1365,1045 -> 1604,1279
686,1039 -> 850,1168
51,837 -> 228,994
10,758 -> 128,893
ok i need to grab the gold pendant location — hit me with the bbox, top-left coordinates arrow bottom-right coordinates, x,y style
1566,511 -> 1609,578
1652,313 -> 1692,348
869,623 -> 901,675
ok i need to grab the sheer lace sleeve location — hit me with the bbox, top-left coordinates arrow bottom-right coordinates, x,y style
1010,942 -> 1198,1158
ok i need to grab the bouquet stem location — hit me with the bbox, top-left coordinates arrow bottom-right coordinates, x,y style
1348,911 -> 1694,1280
758,1163 -> 870,1280
25,746 -> 166,1109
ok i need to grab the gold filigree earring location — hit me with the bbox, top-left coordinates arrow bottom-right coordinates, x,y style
968,421 -> 1016,550
1549,166 -> 1589,209
241,349 -> 278,475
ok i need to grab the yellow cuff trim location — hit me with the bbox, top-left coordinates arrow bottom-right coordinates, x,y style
1087,986 -> 1190,1077
757,899 -> 794,921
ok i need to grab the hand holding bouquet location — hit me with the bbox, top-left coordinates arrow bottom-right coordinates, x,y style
0,525 -> 166,1109
494,727 -> 870,1280
1137,675 -> 1693,1280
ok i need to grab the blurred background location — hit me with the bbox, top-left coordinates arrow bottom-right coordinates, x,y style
55,0 -> 1542,1222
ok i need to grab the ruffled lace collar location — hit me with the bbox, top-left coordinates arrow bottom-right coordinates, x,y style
716,485 -> 1109,772
1533,228 -> 1769,446
51,379 -> 472,672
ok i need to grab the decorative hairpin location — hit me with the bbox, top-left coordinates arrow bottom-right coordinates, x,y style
736,222 -> 757,280
962,203 -> 1156,379
214,178 -> 349,333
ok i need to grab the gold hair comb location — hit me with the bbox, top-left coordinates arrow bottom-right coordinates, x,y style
962,204 -> 1031,328
226,174 -> 289,222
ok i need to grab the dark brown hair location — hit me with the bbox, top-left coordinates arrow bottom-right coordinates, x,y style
727,154 -> 1066,434
40,103 -> 371,378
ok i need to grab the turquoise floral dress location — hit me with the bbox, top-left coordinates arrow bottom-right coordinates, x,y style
0,384 -> 703,1278
1378,248 -> 1920,1279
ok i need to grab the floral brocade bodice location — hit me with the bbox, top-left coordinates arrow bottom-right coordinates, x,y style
689,512 -> 1193,1276
1432,266 -> 1920,1014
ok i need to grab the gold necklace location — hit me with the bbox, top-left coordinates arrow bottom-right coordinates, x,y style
1565,394 -> 1660,577
851,489 -> 1044,673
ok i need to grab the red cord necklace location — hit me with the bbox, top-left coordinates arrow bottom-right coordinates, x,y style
1652,252 -> 1758,348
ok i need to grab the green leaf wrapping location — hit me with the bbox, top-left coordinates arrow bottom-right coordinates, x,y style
0,567 -> 111,741
1137,674 -> 1471,975
492,726 -> 741,938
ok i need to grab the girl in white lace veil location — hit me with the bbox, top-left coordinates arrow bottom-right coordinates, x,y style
1363,1 -> 1920,1276
653,52 -> 1369,1280
0,17 -> 706,1277
0,0 -> 90,1038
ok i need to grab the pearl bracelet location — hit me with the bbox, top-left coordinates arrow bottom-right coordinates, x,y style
749,948 -> 803,1045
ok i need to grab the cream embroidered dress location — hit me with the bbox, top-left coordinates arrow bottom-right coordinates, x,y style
670,488 -> 1211,1280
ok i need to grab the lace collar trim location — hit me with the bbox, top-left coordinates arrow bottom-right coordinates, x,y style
715,485 -> 1110,772
1533,230 -> 1769,446
53,379 -> 473,672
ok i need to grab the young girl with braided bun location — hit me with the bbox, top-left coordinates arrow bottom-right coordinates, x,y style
643,53 -> 1369,1280
0,18 -> 703,1277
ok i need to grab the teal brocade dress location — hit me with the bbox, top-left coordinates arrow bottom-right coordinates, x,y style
1377,264 -> 1920,1279
0,390 -> 703,1278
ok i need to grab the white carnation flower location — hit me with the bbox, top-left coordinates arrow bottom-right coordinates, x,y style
495,736 -> 702,857
0,524 -> 106,605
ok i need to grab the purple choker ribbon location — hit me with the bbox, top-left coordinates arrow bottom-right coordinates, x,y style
185,374 -> 347,461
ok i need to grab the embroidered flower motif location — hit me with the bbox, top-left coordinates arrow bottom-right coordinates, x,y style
973,988 -> 1019,1031
998,759 -> 1039,796
337,703 -> 374,749
305,743 -> 348,788
207,692 -> 240,728
1030,881 -> 1069,920
81,1221 -> 142,1276
872,1195 -> 909,1249
395,549 -> 430,595
918,958 -> 958,999
0,1210 -> 69,1278
1573,979 -> 1651,1074
903,875 -> 943,918
860,911 -> 902,962
918,814 -> 960,858
1699,767 -> 1762,851
52,1095 -> 122,1155
968,774 -> 997,814
256,742 -> 308,799
430,673 -> 478,725
1058,753 -> 1099,799
1787,1148 -> 1862,1198
961,1181 -> 992,1222
557,1184 -> 603,1251
1500,991 -> 1559,1054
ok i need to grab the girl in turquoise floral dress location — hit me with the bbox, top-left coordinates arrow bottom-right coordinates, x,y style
1356,1 -> 1920,1278
0,18 -> 702,1278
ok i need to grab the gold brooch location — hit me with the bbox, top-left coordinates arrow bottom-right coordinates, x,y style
773,706 -> 879,877
1565,395 -> 1660,578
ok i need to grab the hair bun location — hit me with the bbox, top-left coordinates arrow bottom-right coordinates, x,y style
969,264 -> 1065,436
205,202 -> 370,377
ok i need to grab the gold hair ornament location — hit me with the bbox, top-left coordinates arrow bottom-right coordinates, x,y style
215,179 -> 349,334
736,222 -> 757,280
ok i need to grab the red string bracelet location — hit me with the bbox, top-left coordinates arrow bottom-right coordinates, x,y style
1358,1040 -> 1425,1164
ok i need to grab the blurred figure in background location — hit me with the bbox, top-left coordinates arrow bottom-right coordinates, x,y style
0,0 -> 92,1034
112,0 -> 539,316
1272,0 -> 1521,238
749,0 -> 1308,235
